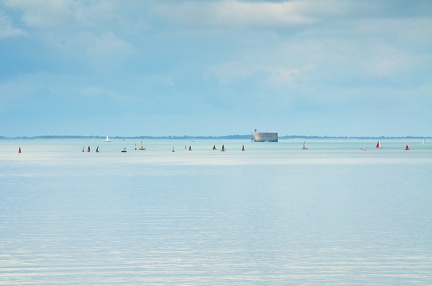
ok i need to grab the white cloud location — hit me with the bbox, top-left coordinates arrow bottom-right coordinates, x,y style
3,0 -> 122,31
73,1 -> 116,27
4,0 -> 76,29
206,60 -> 299,87
154,0 -> 319,29
0,13 -> 26,38
85,31 -> 134,60
3,0 -> 136,72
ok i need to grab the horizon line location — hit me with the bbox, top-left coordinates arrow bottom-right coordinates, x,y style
1,135 -> 430,140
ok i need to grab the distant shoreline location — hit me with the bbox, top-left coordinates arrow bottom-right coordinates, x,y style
0,135 -> 429,140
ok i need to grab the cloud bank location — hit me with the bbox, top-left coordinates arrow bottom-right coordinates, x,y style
0,0 -> 431,136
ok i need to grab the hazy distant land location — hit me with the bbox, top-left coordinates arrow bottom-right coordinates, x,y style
0,135 -> 429,140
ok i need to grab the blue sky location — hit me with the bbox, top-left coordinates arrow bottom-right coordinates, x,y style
1,0 -> 431,137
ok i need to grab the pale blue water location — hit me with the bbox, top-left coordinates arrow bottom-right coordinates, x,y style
1,139 -> 431,285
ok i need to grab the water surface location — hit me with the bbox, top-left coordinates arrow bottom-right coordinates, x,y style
1,139 -> 431,285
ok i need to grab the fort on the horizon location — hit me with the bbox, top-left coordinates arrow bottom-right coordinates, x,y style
253,129 -> 278,142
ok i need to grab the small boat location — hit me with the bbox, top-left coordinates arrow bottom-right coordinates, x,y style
105,135 -> 111,142
96,146 -> 99,153
18,147 -> 22,153
139,141 -> 145,150
360,148 -> 367,151
121,147 -> 127,153
405,144 -> 410,150
172,146 -> 175,152
241,145 -> 245,151
87,146 -> 91,152
213,145 -> 217,150
376,141 -> 382,148
302,141 -> 308,150
221,145 -> 226,152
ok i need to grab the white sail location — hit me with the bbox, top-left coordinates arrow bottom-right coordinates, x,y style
105,135 -> 110,142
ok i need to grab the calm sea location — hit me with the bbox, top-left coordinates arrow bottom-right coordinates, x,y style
1,139 -> 431,285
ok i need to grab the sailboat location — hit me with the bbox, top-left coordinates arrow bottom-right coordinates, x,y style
172,146 -> 175,152
18,147 -> 21,153
87,146 -> 91,152
96,146 -> 99,153
302,141 -> 308,150
221,145 -> 226,152
376,141 -> 382,148
241,145 -> 245,151
422,138 -> 425,144
134,143 -> 137,150
139,141 -> 145,150
121,147 -> 127,153
189,146 -> 192,151
82,146 -> 85,152
105,135 -> 111,142
213,145 -> 217,150
405,145 -> 410,150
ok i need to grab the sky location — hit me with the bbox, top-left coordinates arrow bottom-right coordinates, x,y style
1,0 -> 431,137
